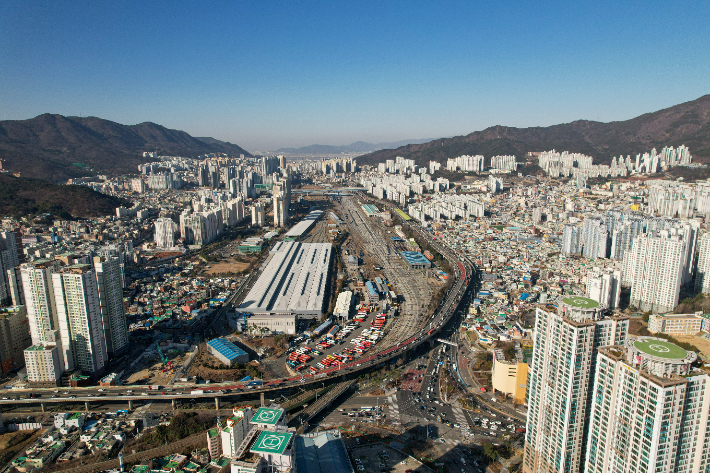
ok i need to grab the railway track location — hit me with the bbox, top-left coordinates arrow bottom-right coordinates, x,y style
339,195 -> 432,350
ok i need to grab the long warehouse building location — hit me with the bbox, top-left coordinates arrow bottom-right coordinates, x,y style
283,210 -> 323,241
237,241 -> 332,318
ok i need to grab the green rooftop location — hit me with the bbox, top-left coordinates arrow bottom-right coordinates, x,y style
561,296 -> 599,309
251,407 -> 283,426
208,428 -> 220,438
68,412 -> 83,420
250,431 -> 293,456
634,339 -> 688,360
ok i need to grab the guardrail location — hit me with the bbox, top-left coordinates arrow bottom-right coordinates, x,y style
0,198 -> 475,408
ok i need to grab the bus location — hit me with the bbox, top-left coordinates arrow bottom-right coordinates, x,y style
360,406 -> 374,412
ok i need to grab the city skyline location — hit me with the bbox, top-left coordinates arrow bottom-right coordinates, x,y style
1,2 -> 709,150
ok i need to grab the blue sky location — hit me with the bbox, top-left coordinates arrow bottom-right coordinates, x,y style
1,1 -> 709,151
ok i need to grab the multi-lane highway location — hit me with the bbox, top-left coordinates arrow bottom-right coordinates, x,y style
0,192 -> 474,414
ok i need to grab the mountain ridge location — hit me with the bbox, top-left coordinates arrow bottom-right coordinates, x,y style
0,114 -> 252,181
356,95 -> 710,167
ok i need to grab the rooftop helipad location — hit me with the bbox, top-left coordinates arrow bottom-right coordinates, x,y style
561,296 -> 599,309
633,339 -> 687,360
250,431 -> 293,456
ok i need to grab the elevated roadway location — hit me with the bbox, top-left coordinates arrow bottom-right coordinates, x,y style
0,194 -> 474,413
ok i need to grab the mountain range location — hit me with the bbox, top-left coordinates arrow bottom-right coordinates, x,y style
357,95 -> 710,168
2,95 -> 709,182
0,114 -> 251,181
274,138 -> 437,156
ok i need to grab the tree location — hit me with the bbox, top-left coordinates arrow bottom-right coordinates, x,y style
483,442 -> 499,462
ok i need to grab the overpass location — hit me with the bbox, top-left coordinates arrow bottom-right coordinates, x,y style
0,193 -> 474,414
292,187 -> 363,195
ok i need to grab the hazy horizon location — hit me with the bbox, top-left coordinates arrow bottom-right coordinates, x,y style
2,2 -> 709,151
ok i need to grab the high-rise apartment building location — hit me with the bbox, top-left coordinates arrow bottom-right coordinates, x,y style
93,256 -> 128,358
586,337 -> 709,473
53,265 -> 107,375
609,217 -> 645,260
252,203 -> 265,227
696,232 -> 710,294
0,306 -> 32,374
7,267 -> 24,306
154,217 -> 177,248
562,224 -> 582,256
21,260 -> 64,383
21,260 -> 61,346
586,267 -> 621,310
523,297 -> 628,473
582,217 -> 608,259
273,194 -> 286,227
626,230 -> 687,313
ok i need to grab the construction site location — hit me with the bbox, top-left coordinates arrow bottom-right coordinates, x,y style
123,341 -> 194,386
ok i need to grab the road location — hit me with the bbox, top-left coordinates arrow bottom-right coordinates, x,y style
1,192 -> 473,420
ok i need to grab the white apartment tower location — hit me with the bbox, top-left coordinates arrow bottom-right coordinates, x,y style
53,265 -> 107,375
586,267 -> 621,310
562,224 -> 582,256
523,297 -> 628,473
695,232 -> 710,294
21,260 -> 61,346
21,260 -> 65,383
582,217 -> 608,259
626,230 -> 687,314
93,256 -> 128,358
154,217 -> 177,248
251,203 -> 265,227
586,337 -> 709,473
273,194 -> 286,227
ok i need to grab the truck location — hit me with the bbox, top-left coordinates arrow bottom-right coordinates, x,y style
149,385 -> 161,391
191,390 -> 205,395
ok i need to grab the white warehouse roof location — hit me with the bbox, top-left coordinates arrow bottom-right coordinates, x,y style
238,241 -> 332,317
284,210 -> 323,238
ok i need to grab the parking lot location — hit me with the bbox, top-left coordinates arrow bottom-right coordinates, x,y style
349,444 -> 430,473
281,303 -> 394,375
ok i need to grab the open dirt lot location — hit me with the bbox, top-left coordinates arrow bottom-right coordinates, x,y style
674,334 -> 710,359
203,258 -> 251,275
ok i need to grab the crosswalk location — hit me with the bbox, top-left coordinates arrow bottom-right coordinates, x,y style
452,406 -> 468,427
388,394 -> 400,422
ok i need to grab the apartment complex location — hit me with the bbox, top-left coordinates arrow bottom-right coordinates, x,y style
586,337 -> 709,473
585,267 -> 621,310
695,232 -> 710,294
562,224 -> 582,256
0,306 -> 31,374
154,218 -> 177,248
53,265 -> 107,375
93,256 -> 128,357
523,297 -> 628,473
626,230 -> 688,314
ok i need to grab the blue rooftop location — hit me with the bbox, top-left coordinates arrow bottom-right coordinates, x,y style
365,281 -> 378,296
207,338 -> 248,362
400,251 -> 432,267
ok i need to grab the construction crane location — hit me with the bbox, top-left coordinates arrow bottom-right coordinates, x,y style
156,342 -> 168,365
